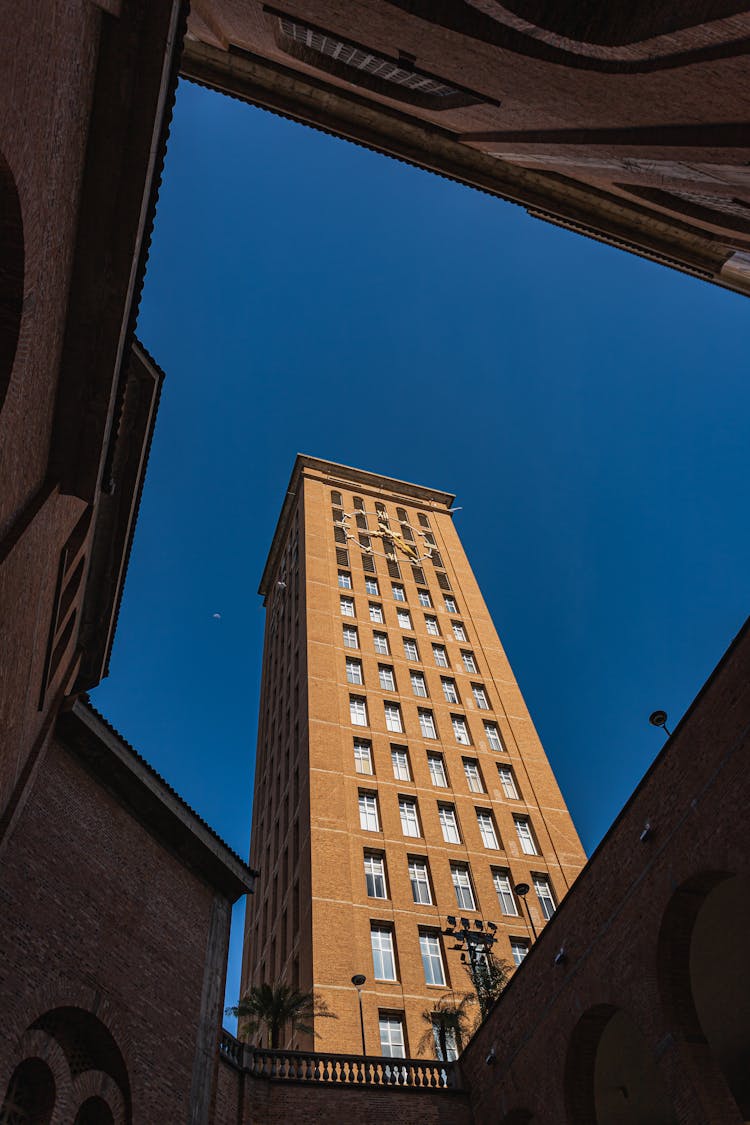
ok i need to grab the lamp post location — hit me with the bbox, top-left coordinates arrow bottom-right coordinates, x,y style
351,974 -> 367,1056
649,710 -> 673,737
514,882 -> 538,941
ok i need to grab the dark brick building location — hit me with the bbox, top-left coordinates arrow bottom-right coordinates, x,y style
0,2 -> 748,1122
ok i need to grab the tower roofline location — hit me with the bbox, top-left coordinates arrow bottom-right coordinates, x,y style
258,454 -> 456,597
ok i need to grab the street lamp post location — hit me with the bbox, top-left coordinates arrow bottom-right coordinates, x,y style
351,974 -> 367,1056
514,882 -> 538,940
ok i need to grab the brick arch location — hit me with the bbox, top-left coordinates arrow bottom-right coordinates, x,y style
22,980 -> 136,1080
0,1027 -> 74,1123
71,1070 -> 126,1125
0,147 -> 24,414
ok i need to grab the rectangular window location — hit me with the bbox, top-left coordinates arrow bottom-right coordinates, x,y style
411,566 -> 425,584
419,932 -> 446,987
403,638 -> 419,661
392,583 -> 406,602
350,695 -> 368,726
354,739 -> 373,775
427,753 -> 448,787
444,596 -> 458,613
371,925 -> 397,981
432,1021 -> 459,1062
365,577 -> 379,595
391,748 -> 410,781
331,490 -> 343,506
514,815 -> 538,855
472,684 -> 490,710
340,596 -> 355,618
441,677 -> 459,704
533,875 -> 556,920
418,513 -> 431,529
417,589 -> 432,608
346,657 -> 363,685
379,1014 -> 405,1058
379,664 -> 396,692
384,701 -> 403,733
433,645 -> 449,668
463,758 -> 484,793
450,863 -> 475,910
364,853 -> 387,899
439,804 -> 461,844
510,939 -> 529,967
452,621 -> 467,641
484,722 -> 504,752
424,615 -> 440,636
492,869 -> 519,916
418,709 -> 437,739
477,809 -> 500,849
461,651 -> 477,673
497,765 -> 519,799
452,714 -> 471,745
373,631 -> 390,655
399,797 -> 420,838
343,625 -> 359,649
369,603 -> 384,624
397,609 -> 413,630
358,792 -> 379,832
410,671 -> 428,698
338,570 -> 352,589
408,858 -> 432,904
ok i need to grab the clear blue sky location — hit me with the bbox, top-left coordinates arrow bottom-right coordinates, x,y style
93,79 -> 749,1021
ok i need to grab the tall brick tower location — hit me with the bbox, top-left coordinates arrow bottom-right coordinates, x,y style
243,456 -> 586,1057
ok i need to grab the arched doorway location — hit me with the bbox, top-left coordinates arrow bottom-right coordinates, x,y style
74,1097 -> 115,1125
565,1004 -> 678,1125
0,1057 -> 55,1124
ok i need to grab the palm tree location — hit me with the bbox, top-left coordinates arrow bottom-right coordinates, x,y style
467,952 -> 512,1019
418,993 -> 476,1061
227,983 -> 336,1049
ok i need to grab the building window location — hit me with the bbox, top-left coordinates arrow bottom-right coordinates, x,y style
419,931 -> 446,987
476,809 -> 500,849
346,657 -> 363,685
484,722 -> 504,751
340,596 -> 355,618
497,765 -> 519,799
379,1014 -> 406,1057
417,589 -> 432,607
418,709 -> 437,739
397,609 -> 413,630
392,583 -> 406,602
384,701 -> 403,733
334,525 -> 347,545
391,747 -> 410,781
451,715 -> 471,745
439,804 -> 460,844
354,739 -> 373,775
375,664 -> 394,691
450,863 -> 475,910
492,869 -> 519,916
471,684 -> 490,710
369,603 -> 384,624
338,570 -> 352,589
399,797 -> 420,837
510,939 -> 529,967
441,678 -> 459,704
403,638 -> 419,661
463,758 -> 484,792
432,1020 -> 459,1062
371,925 -> 397,981
461,651 -> 477,673
410,671 -> 428,697
343,625 -> 359,649
364,853 -> 387,899
444,596 -> 458,613
424,615 -> 440,636
373,631 -> 389,655
365,577 -> 379,595
433,644 -> 449,668
533,875 -> 556,920
350,695 -> 368,726
452,621 -> 467,641
331,490 -> 343,506
408,858 -> 432,904
358,792 -> 379,831
418,513 -> 431,529
427,753 -> 447,787
514,815 -> 538,855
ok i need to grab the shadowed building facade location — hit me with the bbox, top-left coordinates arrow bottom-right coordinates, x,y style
243,456 -> 586,1055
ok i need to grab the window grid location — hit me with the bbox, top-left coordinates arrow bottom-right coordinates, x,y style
338,570 -> 352,589
510,939 -> 529,967
369,603 -> 384,624
384,701 -> 403,733
498,765 -> 519,799
439,804 -> 460,844
346,657 -> 363,685
484,722 -> 504,752
461,651 -> 477,673
373,631 -> 390,655
417,590 -> 432,607
343,626 -> 359,649
492,870 -> 519,916
391,748 -> 410,781
353,739 -> 373,775
419,932 -> 446,987
428,754 -> 448,787
408,859 -> 432,904
379,1015 -> 405,1058
433,645 -> 449,668
425,615 -> 440,636
452,714 -> 471,745
364,853 -> 387,899
340,596 -> 355,618
514,816 -> 538,855
419,709 -> 437,739
392,584 -> 406,602
397,609 -> 413,630
403,638 -> 419,661
452,622 -> 467,641
350,695 -> 368,726
358,793 -> 379,832
410,671 -> 428,697
477,809 -> 500,849
472,684 -> 490,710
534,875 -> 556,920
399,797 -> 421,838
463,758 -> 484,793
451,864 -> 475,910
371,926 -> 397,981
379,665 -> 396,692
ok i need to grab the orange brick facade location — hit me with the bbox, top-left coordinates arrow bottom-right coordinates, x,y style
244,457 -> 586,1055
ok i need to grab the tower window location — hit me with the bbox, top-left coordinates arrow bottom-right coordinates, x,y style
364,853 -> 387,899
514,815 -> 538,855
439,804 -> 461,844
492,869 -> 519,916
370,925 -> 397,981
533,874 -> 557,920
450,863 -> 475,910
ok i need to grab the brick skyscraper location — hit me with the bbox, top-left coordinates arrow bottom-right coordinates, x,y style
244,456 -> 586,1057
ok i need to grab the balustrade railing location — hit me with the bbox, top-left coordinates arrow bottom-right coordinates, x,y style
218,1030 -> 459,1090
